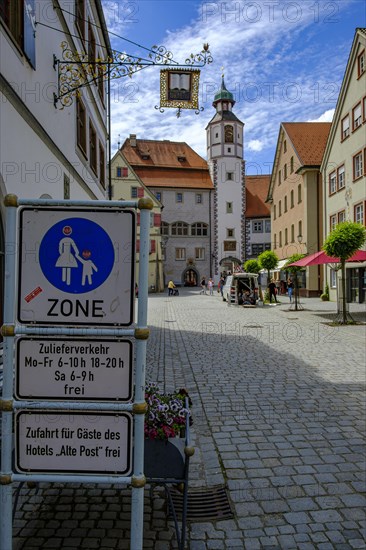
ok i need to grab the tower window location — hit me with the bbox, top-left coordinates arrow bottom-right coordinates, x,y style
224,125 -> 234,143
226,172 -> 234,181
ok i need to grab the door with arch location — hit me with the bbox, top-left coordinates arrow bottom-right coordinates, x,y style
184,268 -> 198,287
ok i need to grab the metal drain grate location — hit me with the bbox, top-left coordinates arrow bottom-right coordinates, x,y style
168,485 -> 233,522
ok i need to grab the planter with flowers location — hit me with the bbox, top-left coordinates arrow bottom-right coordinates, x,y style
144,382 -> 194,480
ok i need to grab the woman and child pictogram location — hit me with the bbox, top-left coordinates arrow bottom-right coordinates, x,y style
55,226 -> 98,286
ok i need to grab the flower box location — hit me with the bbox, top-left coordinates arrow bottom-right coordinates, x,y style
144,437 -> 186,479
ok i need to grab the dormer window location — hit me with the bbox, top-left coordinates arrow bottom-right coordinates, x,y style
177,155 -> 186,162
141,154 -> 150,160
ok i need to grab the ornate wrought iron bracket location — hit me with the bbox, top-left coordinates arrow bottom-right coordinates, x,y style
53,41 -> 212,111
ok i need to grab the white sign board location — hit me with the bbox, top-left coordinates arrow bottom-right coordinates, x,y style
15,338 -> 133,401
17,207 -> 135,326
15,411 -> 132,475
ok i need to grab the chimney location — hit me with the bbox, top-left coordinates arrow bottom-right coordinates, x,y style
130,134 -> 137,147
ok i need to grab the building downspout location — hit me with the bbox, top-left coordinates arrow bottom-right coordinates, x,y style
209,188 -> 212,278
107,62 -> 112,200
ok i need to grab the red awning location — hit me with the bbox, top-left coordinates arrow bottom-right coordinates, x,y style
288,249 -> 366,267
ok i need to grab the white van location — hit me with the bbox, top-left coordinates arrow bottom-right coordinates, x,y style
222,273 -> 259,304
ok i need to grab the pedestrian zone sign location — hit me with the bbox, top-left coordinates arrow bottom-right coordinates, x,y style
17,207 -> 135,326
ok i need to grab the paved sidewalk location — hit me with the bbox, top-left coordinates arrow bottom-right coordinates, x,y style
5,290 -> 366,548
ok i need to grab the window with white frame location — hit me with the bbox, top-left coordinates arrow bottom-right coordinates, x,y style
76,97 -> 87,156
329,171 -> 336,194
354,203 -> 364,225
353,152 -> 363,180
330,269 -> 337,288
191,222 -> 208,236
341,115 -> 350,140
338,210 -> 346,224
89,121 -> 97,174
196,193 -> 202,204
337,165 -> 345,190
171,222 -> 188,236
195,247 -> 205,260
175,248 -> 186,260
353,103 -> 362,130
358,50 -> 365,77
330,214 -> 337,232
161,222 -> 169,236
252,220 -> 263,233
251,243 -> 264,256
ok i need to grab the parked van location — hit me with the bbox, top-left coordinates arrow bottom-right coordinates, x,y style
222,273 -> 259,304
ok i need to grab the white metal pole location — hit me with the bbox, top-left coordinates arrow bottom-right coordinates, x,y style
0,195 -> 18,549
130,198 -> 152,549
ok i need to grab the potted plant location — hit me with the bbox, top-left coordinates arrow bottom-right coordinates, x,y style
144,383 -> 193,479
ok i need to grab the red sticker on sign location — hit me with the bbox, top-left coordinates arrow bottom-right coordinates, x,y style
25,287 -> 42,303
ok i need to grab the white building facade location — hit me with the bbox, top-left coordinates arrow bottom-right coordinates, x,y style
0,0 -> 111,327
321,28 -> 366,303
206,78 -> 245,280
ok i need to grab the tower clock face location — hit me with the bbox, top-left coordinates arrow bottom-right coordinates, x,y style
225,125 -> 234,143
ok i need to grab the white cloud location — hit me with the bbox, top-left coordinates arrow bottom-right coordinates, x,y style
104,0 -> 356,172
307,109 -> 335,123
247,139 -> 264,152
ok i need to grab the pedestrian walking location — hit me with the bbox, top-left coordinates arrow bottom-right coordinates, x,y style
268,279 -> 278,304
219,276 -> 225,297
287,278 -> 294,302
168,280 -> 176,296
208,278 -> 214,295
200,276 -> 207,294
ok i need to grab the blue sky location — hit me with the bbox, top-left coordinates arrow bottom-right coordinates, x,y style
102,0 -> 365,174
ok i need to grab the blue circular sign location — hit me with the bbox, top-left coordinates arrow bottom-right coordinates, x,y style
39,217 -> 115,294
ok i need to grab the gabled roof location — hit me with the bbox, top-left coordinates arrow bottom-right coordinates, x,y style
121,138 -> 208,169
109,149 -> 163,207
245,175 -> 271,217
321,28 -> 366,170
282,122 -> 331,166
121,137 -> 213,190
267,121 -> 331,201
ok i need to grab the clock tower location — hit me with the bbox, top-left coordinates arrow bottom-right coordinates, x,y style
206,77 -> 245,279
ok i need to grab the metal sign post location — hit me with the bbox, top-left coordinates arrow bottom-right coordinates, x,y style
0,195 -> 153,550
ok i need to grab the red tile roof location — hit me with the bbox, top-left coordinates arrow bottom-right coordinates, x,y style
245,175 -> 271,217
121,138 -> 213,190
282,122 -> 331,166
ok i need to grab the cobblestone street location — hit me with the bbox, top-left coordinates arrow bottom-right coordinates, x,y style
7,289 -> 366,549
